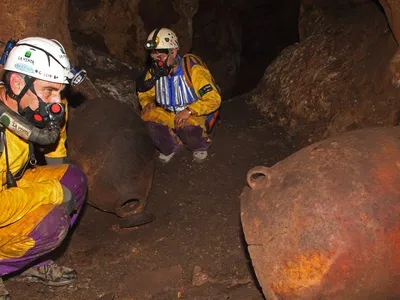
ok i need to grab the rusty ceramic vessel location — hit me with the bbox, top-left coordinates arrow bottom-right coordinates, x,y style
241,126 -> 400,299
68,96 -> 156,225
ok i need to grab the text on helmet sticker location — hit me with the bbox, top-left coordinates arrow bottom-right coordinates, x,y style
17,56 -> 35,65
35,69 -> 58,80
14,63 -> 35,74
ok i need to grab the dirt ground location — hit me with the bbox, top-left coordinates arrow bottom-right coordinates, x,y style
5,96 -> 298,300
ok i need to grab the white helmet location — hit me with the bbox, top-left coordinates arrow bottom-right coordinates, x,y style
3,37 -> 71,84
144,28 -> 179,50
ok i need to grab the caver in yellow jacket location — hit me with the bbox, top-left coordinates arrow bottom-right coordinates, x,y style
0,98 -> 69,260
138,56 -> 221,132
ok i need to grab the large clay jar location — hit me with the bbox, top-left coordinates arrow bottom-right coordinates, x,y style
68,96 -> 156,222
241,126 -> 400,299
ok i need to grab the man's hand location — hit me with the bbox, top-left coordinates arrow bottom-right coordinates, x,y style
141,103 -> 156,116
175,109 -> 192,128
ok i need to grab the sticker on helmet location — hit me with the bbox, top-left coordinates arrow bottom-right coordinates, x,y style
24,51 -> 32,58
35,69 -> 55,79
17,56 -> 34,65
14,63 -> 35,74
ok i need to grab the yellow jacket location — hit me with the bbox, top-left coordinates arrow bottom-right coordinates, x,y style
138,63 -> 221,117
0,99 -> 68,227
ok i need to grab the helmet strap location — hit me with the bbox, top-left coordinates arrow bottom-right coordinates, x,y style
5,75 -> 35,104
170,53 -> 179,68
152,28 -> 161,44
4,75 -> 46,121
3,74 -> 64,128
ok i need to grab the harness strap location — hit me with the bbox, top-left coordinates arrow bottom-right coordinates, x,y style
183,55 -> 193,89
0,126 -> 4,157
1,126 -> 17,188
182,54 -> 221,93
0,125 -> 6,157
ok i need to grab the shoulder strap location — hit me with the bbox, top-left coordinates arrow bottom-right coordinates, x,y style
182,54 -> 195,89
182,54 -> 221,94
0,126 -> 5,157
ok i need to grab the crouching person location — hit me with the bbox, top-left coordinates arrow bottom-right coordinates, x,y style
0,37 -> 88,299
137,28 -> 221,164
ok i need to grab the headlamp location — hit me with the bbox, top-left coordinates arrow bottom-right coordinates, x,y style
67,67 -> 87,86
145,40 -> 157,51
145,29 -> 161,51
0,39 -> 17,65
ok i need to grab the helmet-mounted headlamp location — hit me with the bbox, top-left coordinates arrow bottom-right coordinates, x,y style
144,28 -> 161,50
145,39 -> 157,50
67,67 -> 87,86
0,39 -> 17,65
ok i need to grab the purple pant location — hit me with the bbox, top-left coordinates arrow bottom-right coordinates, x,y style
0,164 -> 87,276
146,122 -> 211,155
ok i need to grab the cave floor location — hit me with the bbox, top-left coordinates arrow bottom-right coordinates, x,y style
6,96 -> 297,300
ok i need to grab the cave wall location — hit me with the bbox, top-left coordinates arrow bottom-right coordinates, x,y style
380,0 -> 400,41
69,0 -> 147,65
251,2 -> 400,145
190,0 -> 300,98
0,0 -> 102,100
379,0 -> 400,87
0,0 -> 74,62
68,0 -> 300,99
2,0 -> 400,139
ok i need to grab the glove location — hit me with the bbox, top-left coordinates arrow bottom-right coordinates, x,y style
135,59 -> 170,94
136,75 -> 157,93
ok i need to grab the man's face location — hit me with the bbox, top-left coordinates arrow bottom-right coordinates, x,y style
150,49 -> 177,67
19,78 -> 65,111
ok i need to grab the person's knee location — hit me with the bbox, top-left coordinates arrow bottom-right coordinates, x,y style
146,122 -> 181,155
176,126 -> 204,147
60,164 -> 88,195
35,206 -> 70,251
60,164 -> 88,214
146,121 -> 170,133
